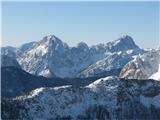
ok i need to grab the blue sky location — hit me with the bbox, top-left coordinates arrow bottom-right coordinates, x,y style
2,1 -> 159,48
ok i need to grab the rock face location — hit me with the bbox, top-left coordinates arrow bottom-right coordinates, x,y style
120,49 -> 160,79
2,76 -> 160,119
2,34 -> 144,78
77,51 -> 135,78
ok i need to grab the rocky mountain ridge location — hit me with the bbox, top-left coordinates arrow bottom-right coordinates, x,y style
1,34 -> 145,78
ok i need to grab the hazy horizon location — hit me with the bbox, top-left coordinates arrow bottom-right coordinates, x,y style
2,1 -> 159,49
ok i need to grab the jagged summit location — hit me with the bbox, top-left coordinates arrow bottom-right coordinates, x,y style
119,35 -> 133,39
114,35 -> 136,46
43,34 -> 59,41
39,34 -> 138,50
105,35 -> 140,53
40,34 -> 65,46
4,34 -> 144,78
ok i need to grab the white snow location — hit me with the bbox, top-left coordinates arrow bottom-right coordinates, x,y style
53,85 -> 72,90
86,76 -> 119,92
26,87 -> 45,98
120,49 -> 160,79
28,44 -> 48,56
126,49 -> 133,54
150,64 -> 160,80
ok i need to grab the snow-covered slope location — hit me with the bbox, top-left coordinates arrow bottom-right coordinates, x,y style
16,41 -> 36,56
120,49 -> 160,79
105,35 -> 141,52
16,34 -> 144,78
77,50 -> 138,78
2,76 -> 160,119
150,63 -> 160,80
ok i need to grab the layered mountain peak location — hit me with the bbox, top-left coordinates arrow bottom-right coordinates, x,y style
107,35 -> 140,52
40,34 -> 65,47
43,34 -> 59,41
117,35 -> 138,47
24,34 -> 68,56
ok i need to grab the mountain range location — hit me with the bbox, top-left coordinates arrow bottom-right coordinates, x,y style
1,34 -> 160,119
1,35 -> 145,78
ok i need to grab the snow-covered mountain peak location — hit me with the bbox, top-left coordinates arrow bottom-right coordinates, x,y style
114,35 -> 136,46
25,34 -> 68,56
41,34 -> 65,47
119,35 -> 132,39
106,35 -> 140,53
43,34 -> 58,40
